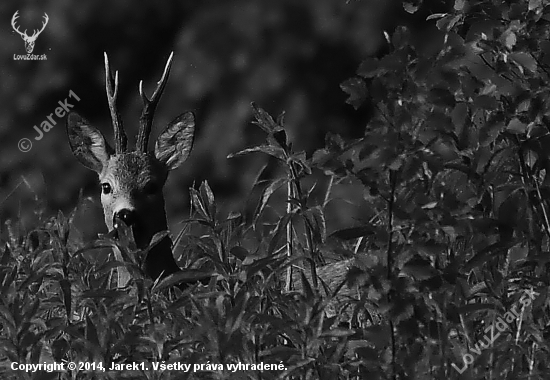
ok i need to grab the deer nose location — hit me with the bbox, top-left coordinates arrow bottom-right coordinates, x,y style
113,209 -> 136,227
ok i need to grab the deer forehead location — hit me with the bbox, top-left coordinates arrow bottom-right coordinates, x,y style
100,152 -> 167,189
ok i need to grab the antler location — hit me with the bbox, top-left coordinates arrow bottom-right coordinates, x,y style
11,12 -> 49,39
104,53 -> 127,154
31,13 -> 49,38
11,11 -> 27,38
136,52 -> 174,152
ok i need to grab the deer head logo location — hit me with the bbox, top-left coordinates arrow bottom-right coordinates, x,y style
11,11 -> 49,54
67,53 -> 195,281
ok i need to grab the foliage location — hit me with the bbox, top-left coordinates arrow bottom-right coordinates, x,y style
337,0 -> 550,378
3,0 -> 550,379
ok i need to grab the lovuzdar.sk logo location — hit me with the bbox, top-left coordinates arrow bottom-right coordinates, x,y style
11,10 -> 48,61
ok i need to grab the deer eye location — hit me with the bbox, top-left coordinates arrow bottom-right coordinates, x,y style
101,183 -> 112,194
144,182 -> 159,195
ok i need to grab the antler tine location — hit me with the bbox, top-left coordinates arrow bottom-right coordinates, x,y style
104,52 -> 127,154
11,11 -> 26,38
33,13 -> 48,37
136,52 -> 174,152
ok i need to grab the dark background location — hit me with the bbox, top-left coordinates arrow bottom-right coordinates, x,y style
0,0 -> 440,239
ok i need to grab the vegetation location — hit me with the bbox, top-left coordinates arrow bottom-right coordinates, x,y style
2,0 -> 550,379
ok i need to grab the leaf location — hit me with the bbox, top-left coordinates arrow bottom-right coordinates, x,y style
330,225 -> 375,240
113,216 -> 137,251
190,187 -> 211,223
320,328 -> 356,338
251,102 -> 278,133
436,14 -> 462,32
51,338 -> 69,362
97,259 -> 140,282
267,213 -> 292,255
0,304 -> 16,336
457,303 -> 497,314
227,145 -> 286,161
472,109 -> 485,129
403,0 -> 422,14
507,244 -> 528,266
357,58 -> 380,78
244,256 -> 288,281
474,95 -> 498,110
254,178 -> 286,225
392,302 -> 414,323
426,13 -> 447,21
392,26 -> 411,48
431,140 -> 459,162
479,124 -> 503,146
226,211 -> 241,221
148,230 -> 171,250
230,246 -> 248,261
464,241 -> 515,272
85,315 -> 100,348
509,52 -> 537,73
302,206 -> 326,244
523,148 -> 538,169
226,291 -> 249,334
298,270 -> 314,300
60,279 -> 72,321
428,88 -> 456,108
22,299 -> 40,323
529,0 -> 542,10
506,118 -> 527,134
153,269 -> 211,291
272,129 -> 288,150
401,261 -> 440,280
80,288 -> 127,299
290,151 -> 312,176
451,103 -> 468,133
200,181 -> 216,219
276,111 -> 286,128
1,267 -> 16,298
340,77 -> 367,110
501,30 -> 517,49
421,201 -> 438,209
454,0 -> 465,11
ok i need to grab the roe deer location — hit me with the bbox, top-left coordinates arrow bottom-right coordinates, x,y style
67,52 -> 201,285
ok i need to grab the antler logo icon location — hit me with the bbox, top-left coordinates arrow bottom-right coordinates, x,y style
11,11 -> 49,54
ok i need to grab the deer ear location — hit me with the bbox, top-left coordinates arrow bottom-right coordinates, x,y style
154,112 -> 195,170
66,112 -> 113,173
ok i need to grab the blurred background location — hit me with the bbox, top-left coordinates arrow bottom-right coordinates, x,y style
0,0 -> 442,240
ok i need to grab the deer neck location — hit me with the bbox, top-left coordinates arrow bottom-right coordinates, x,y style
142,234 -> 180,280
134,204 -> 180,279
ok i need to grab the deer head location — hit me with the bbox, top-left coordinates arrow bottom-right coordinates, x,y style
67,53 -> 195,281
11,11 -> 48,54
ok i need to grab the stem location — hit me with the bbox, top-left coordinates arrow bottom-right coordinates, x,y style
529,342 -> 537,376
516,142 -> 550,240
387,171 -> 396,280
285,178 -> 293,292
533,176 -> 550,239
323,175 -> 334,208
304,218 -> 318,289
387,170 -> 397,380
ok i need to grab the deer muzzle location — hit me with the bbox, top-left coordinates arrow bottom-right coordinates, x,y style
113,209 -> 137,228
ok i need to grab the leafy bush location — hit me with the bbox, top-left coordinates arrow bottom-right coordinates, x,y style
3,0 -> 550,379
